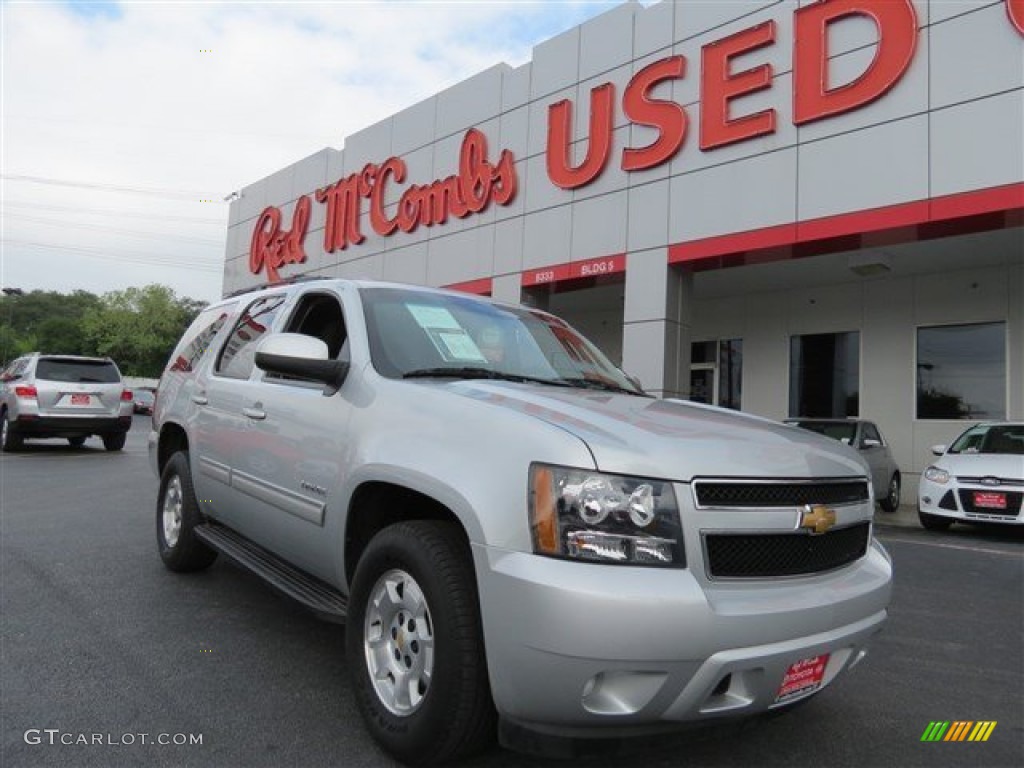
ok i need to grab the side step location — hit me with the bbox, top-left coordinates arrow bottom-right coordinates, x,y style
194,523 -> 348,623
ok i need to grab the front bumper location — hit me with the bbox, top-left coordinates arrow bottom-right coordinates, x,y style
473,539 -> 891,737
918,478 -> 1024,525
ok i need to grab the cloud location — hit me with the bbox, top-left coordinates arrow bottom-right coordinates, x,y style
1,0 -> 623,303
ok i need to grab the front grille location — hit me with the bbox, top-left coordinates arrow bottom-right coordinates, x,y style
694,480 -> 869,508
705,522 -> 871,578
957,490 -> 1023,516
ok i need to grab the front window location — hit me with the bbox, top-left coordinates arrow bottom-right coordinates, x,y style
790,420 -> 858,446
948,424 -> 1024,455
360,287 -> 642,394
917,322 -> 1006,420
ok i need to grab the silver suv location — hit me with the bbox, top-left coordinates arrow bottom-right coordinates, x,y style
151,279 -> 892,764
1,353 -> 133,451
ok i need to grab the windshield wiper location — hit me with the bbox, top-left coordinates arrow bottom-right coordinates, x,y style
403,368 -> 572,387
558,377 -> 648,396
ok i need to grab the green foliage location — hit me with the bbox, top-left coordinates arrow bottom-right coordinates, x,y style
1,285 -> 206,377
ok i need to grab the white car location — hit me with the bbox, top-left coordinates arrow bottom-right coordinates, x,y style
918,422 -> 1024,530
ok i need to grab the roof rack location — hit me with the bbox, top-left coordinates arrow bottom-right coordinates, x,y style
223,275 -> 332,299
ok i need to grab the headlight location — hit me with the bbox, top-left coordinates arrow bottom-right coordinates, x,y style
923,466 -> 950,485
529,464 -> 684,567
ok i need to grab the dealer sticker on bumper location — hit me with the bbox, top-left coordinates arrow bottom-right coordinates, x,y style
775,654 -> 829,702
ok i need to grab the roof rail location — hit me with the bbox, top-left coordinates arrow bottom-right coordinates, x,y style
223,275 -> 332,299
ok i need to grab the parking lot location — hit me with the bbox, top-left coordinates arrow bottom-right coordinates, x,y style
2,418 -> 1021,768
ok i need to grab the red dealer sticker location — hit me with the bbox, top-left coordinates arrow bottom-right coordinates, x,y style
973,492 -> 1007,510
776,654 -> 829,702
70,394 -> 90,406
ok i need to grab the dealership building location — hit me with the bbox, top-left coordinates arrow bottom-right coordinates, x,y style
223,0 -> 1024,503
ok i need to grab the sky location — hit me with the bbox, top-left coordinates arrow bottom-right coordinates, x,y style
1,0 -> 626,304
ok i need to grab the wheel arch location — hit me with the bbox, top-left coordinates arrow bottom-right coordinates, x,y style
157,422 -> 190,475
343,478 -> 477,587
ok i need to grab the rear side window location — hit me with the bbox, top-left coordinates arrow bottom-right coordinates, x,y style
216,295 -> 287,380
36,359 -> 119,383
167,304 -> 236,374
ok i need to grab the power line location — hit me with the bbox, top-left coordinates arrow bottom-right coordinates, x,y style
1,174 -> 222,202
2,239 -> 223,273
6,212 -> 223,246
2,200 -> 224,225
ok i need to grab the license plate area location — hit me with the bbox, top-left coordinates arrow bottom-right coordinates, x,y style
973,491 -> 1007,510
775,654 -> 829,703
70,394 -> 90,406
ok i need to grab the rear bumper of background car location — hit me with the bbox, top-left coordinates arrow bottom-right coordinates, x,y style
12,414 -> 132,438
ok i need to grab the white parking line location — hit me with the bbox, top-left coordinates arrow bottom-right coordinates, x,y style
878,534 -> 1023,558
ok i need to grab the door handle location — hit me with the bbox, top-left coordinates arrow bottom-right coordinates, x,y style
242,406 -> 266,421
191,393 -> 209,405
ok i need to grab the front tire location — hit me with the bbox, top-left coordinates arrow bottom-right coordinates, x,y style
157,451 -> 217,572
102,432 -> 127,451
919,510 -> 953,531
1,410 -> 23,452
347,521 -> 495,765
879,473 -> 900,513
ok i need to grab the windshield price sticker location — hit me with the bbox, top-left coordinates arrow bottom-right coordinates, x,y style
406,304 -> 488,364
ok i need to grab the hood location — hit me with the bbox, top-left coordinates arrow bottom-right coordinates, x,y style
935,452 -> 1024,481
441,380 -> 867,482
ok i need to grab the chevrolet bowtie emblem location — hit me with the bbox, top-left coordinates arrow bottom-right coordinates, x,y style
800,504 -> 836,535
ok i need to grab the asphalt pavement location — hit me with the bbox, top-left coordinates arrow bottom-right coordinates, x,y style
1,419 -> 1021,768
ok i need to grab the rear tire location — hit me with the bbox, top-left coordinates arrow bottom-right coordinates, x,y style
347,521 -> 495,765
68,436 -> 87,449
157,451 -> 217,572
879,473 -> 900,513
102,432 -> 127,451
919,510 -> 953,531
1,410 -> 23,452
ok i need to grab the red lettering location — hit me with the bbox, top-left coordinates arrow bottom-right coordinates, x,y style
701,20 -> 777,150
369,158 -> 405,236
1008,0 -> 1024,35
546,83 -> 615,189
316,174 -> 364,252
459,129 -> 492,213
622,56 -> 688,171
492,149 -> 517,204
248,196 -> 311,283
793,0 -> 918,125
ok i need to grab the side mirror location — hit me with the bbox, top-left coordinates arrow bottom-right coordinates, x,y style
255,333 -> 349,395
861,438 -> 882,449
930,444 -> 947,457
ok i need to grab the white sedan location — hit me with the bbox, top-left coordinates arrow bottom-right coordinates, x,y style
918,422 -> 1024,530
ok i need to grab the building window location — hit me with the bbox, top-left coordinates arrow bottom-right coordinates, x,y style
917,322 -> 1006,419
690,339 -> 742,410
789,331 -> 859,418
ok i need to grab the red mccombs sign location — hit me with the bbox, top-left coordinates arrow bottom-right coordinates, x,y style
249,0 -> 1022,282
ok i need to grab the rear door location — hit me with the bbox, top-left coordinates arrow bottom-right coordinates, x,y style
33,358 -> 122,417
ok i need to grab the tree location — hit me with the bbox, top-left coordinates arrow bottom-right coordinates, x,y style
82,285 -> 206,377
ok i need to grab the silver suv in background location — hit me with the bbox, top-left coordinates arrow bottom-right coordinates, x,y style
785,419 -> 902,513
151,279 -> 892,764
0,354 -> 133,451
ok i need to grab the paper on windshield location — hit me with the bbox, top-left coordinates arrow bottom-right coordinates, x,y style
406,304 -> 488,364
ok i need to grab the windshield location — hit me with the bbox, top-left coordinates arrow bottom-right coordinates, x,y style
360,287 -> 642,394
948,424 -> 1024,455
791,421 -> 858,446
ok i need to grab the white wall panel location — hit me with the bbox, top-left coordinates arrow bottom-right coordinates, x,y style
930,2 -> 1024,109
798,116 -> 928,220
501,62 -> 530,112
530,25 -> 580,100
383,242 -> 428,286
392,96 -> 437,155
571,190 -> 628,261
931,90 -> 1024,197
436,65 -> 504,139
634,0 -> 675,59
579,3 -> 637,81
492,217 -> 525,276
291,149 -> 331,199
627,179 -> 671,252
670,147 -> 797,242
343,119 -> 393,174
522,207 -> 573,270
673,0 -> 784,42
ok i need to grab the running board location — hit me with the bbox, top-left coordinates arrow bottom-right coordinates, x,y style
194,523 -> 348,623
